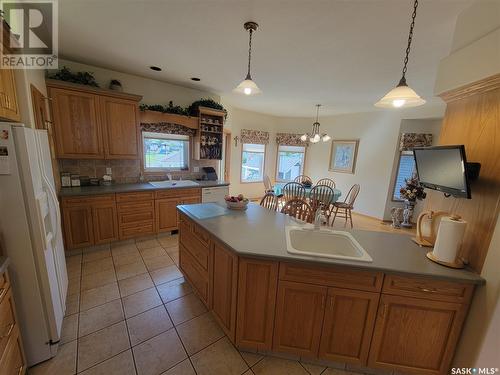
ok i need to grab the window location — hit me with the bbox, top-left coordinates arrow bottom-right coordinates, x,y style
393,151 -> 416,200
276,145 -> 306,182
241,143 -> 265,182
143,132 -> 190,171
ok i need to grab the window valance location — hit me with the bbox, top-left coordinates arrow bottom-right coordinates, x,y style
276,133 -> 308,147
140,122 -> 196,137
399,133 -> 433,151
240,129 -> 269,145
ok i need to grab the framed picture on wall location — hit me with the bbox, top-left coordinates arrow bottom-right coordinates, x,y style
329,139 -> 359,174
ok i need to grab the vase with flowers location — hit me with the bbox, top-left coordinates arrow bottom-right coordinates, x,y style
399,175 -> 426,228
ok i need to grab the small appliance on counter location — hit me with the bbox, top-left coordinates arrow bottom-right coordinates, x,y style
202,166 -> 218,181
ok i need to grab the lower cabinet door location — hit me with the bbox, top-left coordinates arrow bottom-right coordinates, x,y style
319,287 -> 379,365
368,294 -> 468,375
273,281 -> 327,358
236,258 -> 278,351
92,203 -> 118,244
156,198 -> 178,232
212,240 -> 238,342
179,244 -> 211,307
0,326 -> 26,375
63,205 -> 94,249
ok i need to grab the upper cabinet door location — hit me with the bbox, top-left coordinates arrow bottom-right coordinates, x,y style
0,66 -> 21,122
50,88 -> 103,158
100,96 -> 139,159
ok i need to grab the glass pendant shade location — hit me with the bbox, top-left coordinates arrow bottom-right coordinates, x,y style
300,134 -> 308,141
375,83 -> 426,108
322,134 -> 331,142
233,77 -> 262,95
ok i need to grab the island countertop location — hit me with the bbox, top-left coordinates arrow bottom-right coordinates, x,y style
58,180 -> 229,197
177,203 -> 484,285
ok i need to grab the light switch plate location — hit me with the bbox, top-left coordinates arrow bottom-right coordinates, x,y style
193,167 -> 200,173
106,167 -> 112,174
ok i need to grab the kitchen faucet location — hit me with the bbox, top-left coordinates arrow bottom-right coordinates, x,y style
314,205 -> 326,230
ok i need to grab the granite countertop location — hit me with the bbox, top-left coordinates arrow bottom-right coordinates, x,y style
0,256 -> 9,275
178,203 -> 485,285
59,180 -> 230,197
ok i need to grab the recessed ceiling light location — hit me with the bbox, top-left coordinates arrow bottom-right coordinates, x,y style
190,77 -> 201,82
150,66 -> 162,71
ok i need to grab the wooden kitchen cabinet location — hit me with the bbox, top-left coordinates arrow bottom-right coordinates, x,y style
92,202 -> 118,244
273,281 -> 327,358
319,288 -> 379,365
211,240 -> 238,342
236,258 -> 278,351
156,198 -> 179,232
62,195 -> 118,249
0,24 -> 21,122
47,80 -> 142,159
368,294 -> 468,375
100,96 -> 139,159
116,192 -> 155,239
49,87 -> 103,158
62,205 -> 94,249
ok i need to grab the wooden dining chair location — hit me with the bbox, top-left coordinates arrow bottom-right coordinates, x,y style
330,184 -> 360,228
309,185 -> 335,214
282,182 -> 306,202
260,192 -> 278,211
317,178 -> 336,189
281,198 -> 313,223
294,175 -> 313,185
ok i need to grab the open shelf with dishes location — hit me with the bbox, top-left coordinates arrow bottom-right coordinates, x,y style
194,107 -> 225,160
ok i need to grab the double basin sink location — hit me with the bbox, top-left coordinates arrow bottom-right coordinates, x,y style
285,225 -> 373,262
149,180 -> 200,188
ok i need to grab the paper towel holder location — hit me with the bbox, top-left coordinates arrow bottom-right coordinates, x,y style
426,251 -> 465,269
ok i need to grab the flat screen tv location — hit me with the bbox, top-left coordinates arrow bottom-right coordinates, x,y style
413,145 -> 471,199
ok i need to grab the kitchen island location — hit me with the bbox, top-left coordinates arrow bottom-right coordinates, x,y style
177,203 -> 483,375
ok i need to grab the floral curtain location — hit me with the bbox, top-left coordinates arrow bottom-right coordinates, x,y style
275,133 -> 308,147
240,129 -> 269,144
399,133 -> 433,151
140,122 -> 196,136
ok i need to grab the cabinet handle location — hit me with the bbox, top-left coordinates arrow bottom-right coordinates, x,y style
0,322 -> 14,338
419,287 -> 437,293
17,365 -> 24,375
380,303 -> 388,318
0,287 -> 6,300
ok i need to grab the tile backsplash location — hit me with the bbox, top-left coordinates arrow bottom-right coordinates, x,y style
58,158 -> 219,184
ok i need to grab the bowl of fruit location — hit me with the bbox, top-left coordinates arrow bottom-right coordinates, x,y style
224,194 -> 249,210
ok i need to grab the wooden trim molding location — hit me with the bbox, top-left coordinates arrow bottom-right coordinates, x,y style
438,73 -> 500,103
46,79 -> 143,102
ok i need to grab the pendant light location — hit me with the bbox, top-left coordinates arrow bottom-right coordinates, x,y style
375,0 -> 425,108
234,22 -> 262,95
301,105 -> 331,144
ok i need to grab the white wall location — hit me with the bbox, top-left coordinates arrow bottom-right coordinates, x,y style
56,59 -> 219,107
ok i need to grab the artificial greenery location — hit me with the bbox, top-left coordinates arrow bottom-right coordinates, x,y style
47,66 -> 100,87
140,99 -> 227,118
187,98 -> 227,118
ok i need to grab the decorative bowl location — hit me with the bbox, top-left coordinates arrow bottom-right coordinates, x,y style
225,199 -> 249,210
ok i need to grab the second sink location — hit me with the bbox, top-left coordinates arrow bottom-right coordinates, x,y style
285,226 -> 373,262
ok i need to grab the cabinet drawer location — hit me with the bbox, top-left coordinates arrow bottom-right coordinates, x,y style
62,194 -> 115,207
116,191 -> 154,203
119,222 -> 155,239
279,262 -> 383,292
179,244 -> 210,306
193,224 -> 210,247
382,274 -> 474,303
155,188 -> 201,199
0,326 -> 25,375
117,200 -> 154,213
0,289 -> 16,358
118,211 -> 155,226
179,221 -> 210,271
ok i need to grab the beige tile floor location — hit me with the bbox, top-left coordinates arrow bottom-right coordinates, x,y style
28,234 -> 370,375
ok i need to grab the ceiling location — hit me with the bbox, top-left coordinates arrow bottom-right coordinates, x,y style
58,0 -> 471,117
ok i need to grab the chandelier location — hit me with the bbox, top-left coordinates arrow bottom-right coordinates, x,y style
301,105 -> 331,143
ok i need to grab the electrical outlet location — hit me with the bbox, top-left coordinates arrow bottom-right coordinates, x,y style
106,167 -> 112,175
193,167 -> 200,173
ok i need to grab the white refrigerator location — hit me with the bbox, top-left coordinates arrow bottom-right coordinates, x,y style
0,123 -> 67,366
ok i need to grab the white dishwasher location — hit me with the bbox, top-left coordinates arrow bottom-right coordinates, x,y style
202,186 -> 229,203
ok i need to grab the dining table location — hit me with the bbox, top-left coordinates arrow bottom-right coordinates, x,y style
272,182 -> 342,203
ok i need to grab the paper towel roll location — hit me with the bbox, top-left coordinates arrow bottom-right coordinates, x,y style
432,217 -> 467,263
